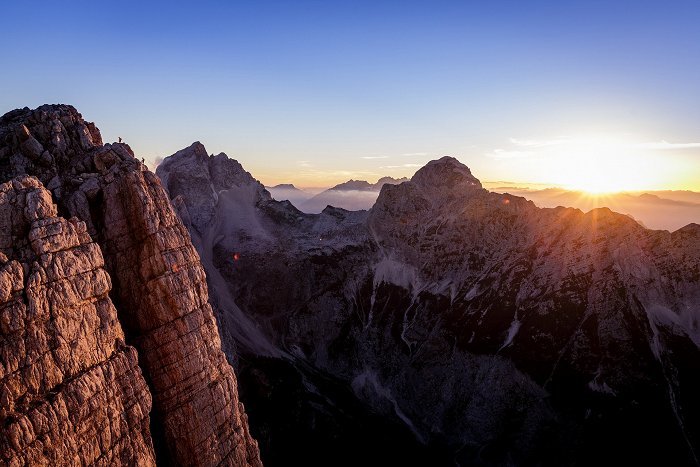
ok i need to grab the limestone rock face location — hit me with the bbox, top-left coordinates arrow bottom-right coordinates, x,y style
0,105 -> 261,466
0,176 -> 156,466
99,161 -> 261,466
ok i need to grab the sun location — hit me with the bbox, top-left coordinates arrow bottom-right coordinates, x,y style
561,165 -> 627,194
544,135 -> 665,194
558,158 -> 637,194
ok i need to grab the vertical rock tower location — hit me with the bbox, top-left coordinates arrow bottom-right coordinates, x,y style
0,176 -> 156,465
0,105 -> 262,466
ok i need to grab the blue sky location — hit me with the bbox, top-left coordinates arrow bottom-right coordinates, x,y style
2,1 -> 700,189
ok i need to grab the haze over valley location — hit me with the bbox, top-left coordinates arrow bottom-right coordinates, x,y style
265,175 -> 700,231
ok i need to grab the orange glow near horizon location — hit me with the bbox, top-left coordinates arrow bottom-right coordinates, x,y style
245,134 -> 698,193
553,151 -> 663,194
498,135 -> 688,195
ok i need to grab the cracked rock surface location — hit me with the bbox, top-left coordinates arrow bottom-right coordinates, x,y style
0,105 -> 261,466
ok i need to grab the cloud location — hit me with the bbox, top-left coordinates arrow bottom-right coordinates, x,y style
296,160 -> 313,167
328,170 -> 382,178
486,149 -> 534,159
295,168 -> 382,181
361,155 -> 390,159
401,152 -> 428,157
299,190 -> 381,213
638,140 -> 700,150
509,137 -> 569,147
509,136 -> 700,151
380,163 -> 423,169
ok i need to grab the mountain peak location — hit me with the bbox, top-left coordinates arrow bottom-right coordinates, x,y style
328,177 -> 409,193
331,179 -> 373,191
370,157 -> 485,236
156,142 -> 270,233
411,156 -> 482,193
377,176 -> 409,185
170,140 -> 209,161
0,103 -> 105,185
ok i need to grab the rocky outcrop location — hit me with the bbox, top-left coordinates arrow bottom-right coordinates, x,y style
98,154 -> 261,466
0,177 -> 155,466
158,148 -> 700,466
156,142 -> 269,236
0,105 -> 261,466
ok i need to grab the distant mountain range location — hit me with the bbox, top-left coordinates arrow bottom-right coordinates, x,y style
266,183 -> 314,207
268,180 -> 699,231
267,176 -> 409,213
492,186 -> 700,231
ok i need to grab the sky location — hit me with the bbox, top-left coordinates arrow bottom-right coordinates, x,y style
2,0 -> 700,191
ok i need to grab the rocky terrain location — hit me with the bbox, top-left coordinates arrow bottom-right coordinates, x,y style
0,176 -> 155,465
3,103 -> 697,466
158,145 -> 700,466
0,105 -> 261,466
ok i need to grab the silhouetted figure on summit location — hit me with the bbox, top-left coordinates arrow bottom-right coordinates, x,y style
118,137 -> 122,143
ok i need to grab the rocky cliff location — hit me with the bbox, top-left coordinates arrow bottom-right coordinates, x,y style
158,147 -> 700,466
0,176 -> 155,466
0,105 -> 261,466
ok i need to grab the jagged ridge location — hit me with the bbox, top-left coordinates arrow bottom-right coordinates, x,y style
158,146 -> 700,466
